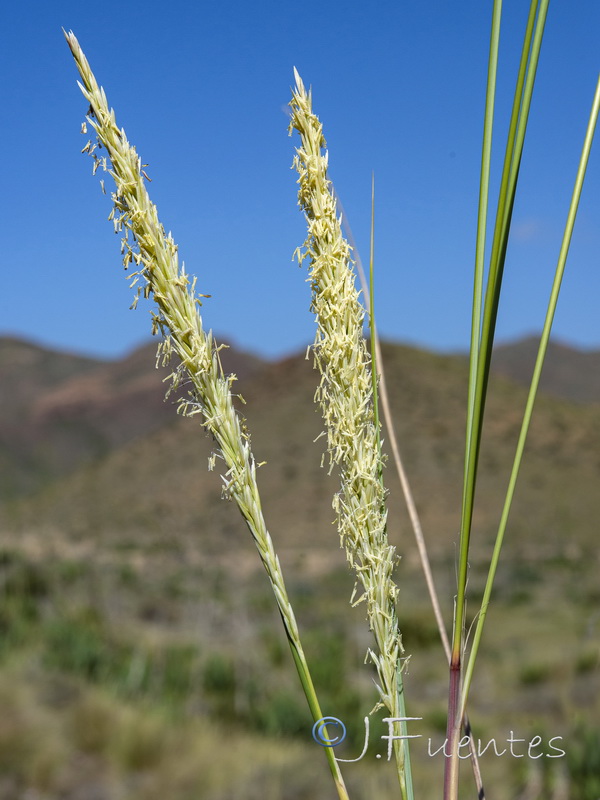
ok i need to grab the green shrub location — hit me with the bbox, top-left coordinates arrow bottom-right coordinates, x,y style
256,689 -> 311,737
161,644 -> 200,701
567,724 -> 600,800
0,552 -> 52,655
575,648 -> 599,674
518,661 -> 552,686
43,608 -> 131,686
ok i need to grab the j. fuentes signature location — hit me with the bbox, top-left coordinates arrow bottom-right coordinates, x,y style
312,716 -> 566,762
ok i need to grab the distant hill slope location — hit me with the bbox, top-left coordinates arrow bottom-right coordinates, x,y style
3,337 -> 599,583
1,332 -> 597,502
492,335 -> 600,404
0,337 -> 104,496
0,336 -> 103,420
0,336 -> 265,499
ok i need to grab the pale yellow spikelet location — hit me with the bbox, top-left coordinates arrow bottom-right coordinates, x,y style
289,70 -> 405,717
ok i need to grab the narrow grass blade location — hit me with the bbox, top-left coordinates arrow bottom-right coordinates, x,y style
452,0 -> 503,668
446,5 -> 550,798
469,0 -> 549,488
460,71 -> 600,720
457,0 -> 548,645
445,4 -> 503,799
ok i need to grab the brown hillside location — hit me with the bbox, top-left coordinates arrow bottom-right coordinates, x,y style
5,339 -> 599,605
0,336 -> 265,499
492,335 -> 600,404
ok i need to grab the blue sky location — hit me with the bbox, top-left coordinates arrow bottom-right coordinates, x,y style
1,1 -> 599,361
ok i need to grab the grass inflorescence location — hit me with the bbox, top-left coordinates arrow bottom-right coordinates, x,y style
289,70 -> 413,798
64,29 -> 350,800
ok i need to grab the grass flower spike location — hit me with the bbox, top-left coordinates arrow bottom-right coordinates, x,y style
289,69 -> 412,798
65,32 -> 350,800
